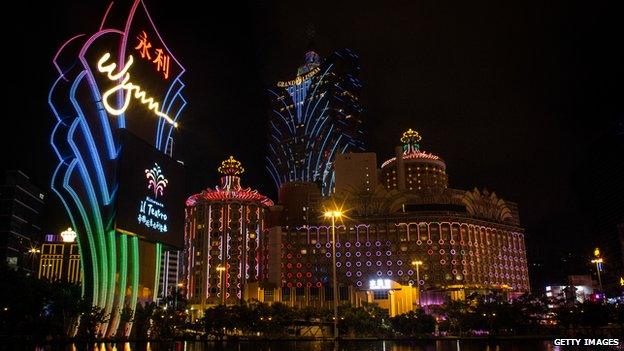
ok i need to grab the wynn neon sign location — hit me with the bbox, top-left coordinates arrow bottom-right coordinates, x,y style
97,52 -> 177,127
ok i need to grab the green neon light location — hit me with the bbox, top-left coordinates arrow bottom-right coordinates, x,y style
109,233 -> 128,337
63,161 -> 100,306
153,243 -> 162,302
103,229 -> 117,332
128,235 -> 139,336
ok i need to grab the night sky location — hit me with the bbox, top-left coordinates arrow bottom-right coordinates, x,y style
3,0 -> 622,287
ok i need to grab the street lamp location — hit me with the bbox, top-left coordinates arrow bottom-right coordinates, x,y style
324,209 -> 343,340
28,247 -> 41,273
216,265 -> 226,305
411,260 -> 423,306
590,257 -> 603,292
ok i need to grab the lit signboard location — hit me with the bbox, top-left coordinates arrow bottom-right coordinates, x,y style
49,0 -> 187,337
369,279 -> 392,290
115,131 -> 184,248
276,67 -> 320,87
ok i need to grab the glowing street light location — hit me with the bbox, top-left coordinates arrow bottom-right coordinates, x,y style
216,265 -> 226,305
590,258 -> 603,292
411,260 -> 423,306
324,209 -> 343,340
591,247 -> 604,293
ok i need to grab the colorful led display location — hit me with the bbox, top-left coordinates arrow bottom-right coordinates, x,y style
115,131 -> 185,248
48,0 -> 186,337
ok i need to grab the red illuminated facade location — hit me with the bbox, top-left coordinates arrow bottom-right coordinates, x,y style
185,157 -> 273,313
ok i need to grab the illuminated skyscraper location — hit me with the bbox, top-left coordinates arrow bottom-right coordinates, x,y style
267,49 -> 365,195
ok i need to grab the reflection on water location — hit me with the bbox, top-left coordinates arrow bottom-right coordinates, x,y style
32,340 -> 563,351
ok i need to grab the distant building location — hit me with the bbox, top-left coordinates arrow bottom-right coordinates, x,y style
334,152 -> 377,196
380,129 -> 448,192
545,275 -> 595,305
184,157 -> 273,318
266,48 -> 365,195
0,170 -> 45,273
37,228 -> 81,283
159,249 -> 183,298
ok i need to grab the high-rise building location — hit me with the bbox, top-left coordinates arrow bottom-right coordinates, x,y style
0,170 -> 45,273
266,49 -> 365,195
184,157 -> 273,318
37,228 -> 81,283
159,250 -> 183,299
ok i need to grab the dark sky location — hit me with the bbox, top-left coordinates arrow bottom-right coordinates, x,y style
3,0 -> 622,286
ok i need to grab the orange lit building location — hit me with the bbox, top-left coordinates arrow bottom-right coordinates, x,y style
37,228 -> 81,283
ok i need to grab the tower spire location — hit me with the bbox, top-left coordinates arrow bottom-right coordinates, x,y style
218,156 -> 244,190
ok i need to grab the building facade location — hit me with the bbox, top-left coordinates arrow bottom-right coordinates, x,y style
0,170 -> 45,273
37,228 -> 81,283
185,157 -> 273,316
258,129 -> 530,316
266,49 -> 365,195
159,249 -> 183,300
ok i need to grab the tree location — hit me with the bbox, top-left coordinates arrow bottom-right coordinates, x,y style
201,304 -> 230,339
131,302 -> 156,340
432,299 -> 472,335
75,307 -> 109,340
150,305 -> 186,339
338,303 -> 390,337
389,309 -> 435,336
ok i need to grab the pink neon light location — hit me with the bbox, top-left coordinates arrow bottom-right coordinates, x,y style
99,1 -> 115,31
53,34 -> 86,79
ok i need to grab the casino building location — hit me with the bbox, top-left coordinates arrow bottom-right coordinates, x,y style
185,157 -> 274,317
258,129 -> 530,316
266,48 -> 365,196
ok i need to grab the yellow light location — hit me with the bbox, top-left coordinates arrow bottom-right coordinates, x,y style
324,210 -> 343,218
412,260 -> 423,266
594,248 -> 601,258
216,265 -> 226,272
620,277 -> 624,287
97,53 -> 177,127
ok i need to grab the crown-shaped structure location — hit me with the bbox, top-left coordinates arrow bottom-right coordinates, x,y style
400,128 -> 422,154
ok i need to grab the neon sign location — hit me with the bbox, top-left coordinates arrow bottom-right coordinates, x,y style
277,67 -> 320,87
97,52 -> 177,127
369,278 -> 391,290
138,163 -> 169,233
145,163 -> 168,198
138,197 -> 168,233
134,30 -> 170,79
